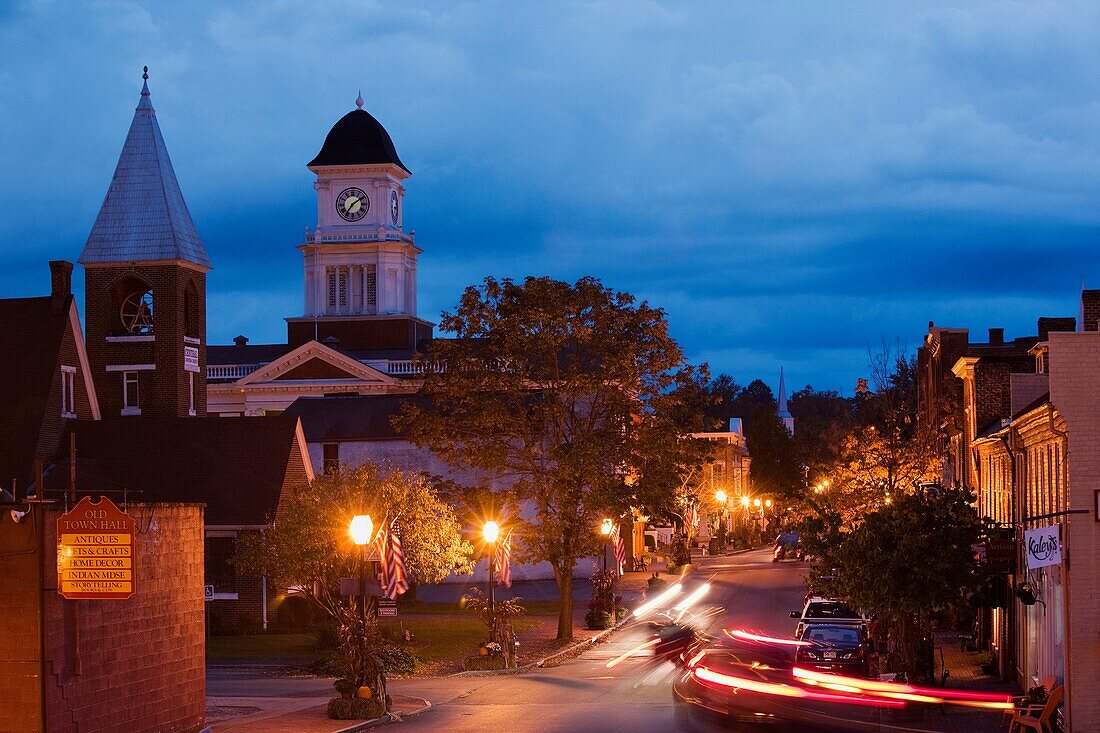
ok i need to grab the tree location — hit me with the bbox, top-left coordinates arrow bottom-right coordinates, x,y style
802,486 -> 987,680
397,275 -> 708,640
234,464 -> 472,707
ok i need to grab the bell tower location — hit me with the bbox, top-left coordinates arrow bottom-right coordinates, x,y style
287,94 -> 432,351
80,68 -> 211,418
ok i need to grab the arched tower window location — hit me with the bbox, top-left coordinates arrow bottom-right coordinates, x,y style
184,279 -> 199,338
111,276 -> 154,336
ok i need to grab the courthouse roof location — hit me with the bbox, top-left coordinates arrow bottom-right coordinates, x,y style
284,394 -> 428,442
308,105 -> 410,173
80,69 -> 210,268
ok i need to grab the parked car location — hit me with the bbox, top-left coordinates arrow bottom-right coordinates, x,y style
790,597 -> 869,638
795,624 -> 870,677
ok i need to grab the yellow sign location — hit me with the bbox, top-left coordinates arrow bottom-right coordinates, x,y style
57,497 -> 136,600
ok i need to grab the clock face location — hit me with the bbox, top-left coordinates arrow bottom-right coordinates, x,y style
336,187 -> 369,221
390,190 -> 399,225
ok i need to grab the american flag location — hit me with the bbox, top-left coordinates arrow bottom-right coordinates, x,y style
496,529 -> 513,588
685,503 -> 698,533
376,517 -> 410,600
609,522 -> 627,575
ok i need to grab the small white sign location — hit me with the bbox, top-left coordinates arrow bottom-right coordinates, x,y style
1025,524 -> 1061,570
184,346 -> 200,373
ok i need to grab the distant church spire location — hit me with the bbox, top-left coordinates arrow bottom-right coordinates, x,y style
777,367 -> 794,435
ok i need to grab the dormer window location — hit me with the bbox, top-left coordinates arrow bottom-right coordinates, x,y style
61,366 -> 76,418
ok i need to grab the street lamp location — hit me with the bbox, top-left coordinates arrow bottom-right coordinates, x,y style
741,495 -> 750,507
715,490 -> 729,548
349,514 -> 374,659
600,518 -> 613,573
484,520 -> 500,613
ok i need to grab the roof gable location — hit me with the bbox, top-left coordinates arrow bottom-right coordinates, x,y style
51,416 -> 311,526
79,74 -> 210,269
238,340 -> 396,386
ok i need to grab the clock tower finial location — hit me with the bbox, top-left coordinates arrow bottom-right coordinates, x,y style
355,90 -> 364,109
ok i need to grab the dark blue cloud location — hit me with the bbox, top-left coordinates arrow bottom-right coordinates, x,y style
2,1 -> 1099,394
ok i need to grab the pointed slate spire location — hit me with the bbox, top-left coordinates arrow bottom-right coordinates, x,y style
777,368 -> 794,435
79,67 -> 211,268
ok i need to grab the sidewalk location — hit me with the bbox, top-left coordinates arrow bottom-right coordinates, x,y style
208,694 -> 429,732
902,630 -> 1018,733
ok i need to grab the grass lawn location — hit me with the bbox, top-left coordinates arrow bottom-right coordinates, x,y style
207,632 -> 322,661
206,616 -> 542,666
398,599 -> 563,617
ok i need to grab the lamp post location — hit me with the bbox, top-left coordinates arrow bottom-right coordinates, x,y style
715,490 -> 728,548
483,520 -> 500,614
600,518 -> 614,573
349,514 -> 374,670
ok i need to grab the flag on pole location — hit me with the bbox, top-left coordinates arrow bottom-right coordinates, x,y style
496,529 -> 513,588
685,503 -> 698,533
376,517 -> 410,600
609,522 -> 626,575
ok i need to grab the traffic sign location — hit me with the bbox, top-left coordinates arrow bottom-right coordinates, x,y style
57,496 -> 135,600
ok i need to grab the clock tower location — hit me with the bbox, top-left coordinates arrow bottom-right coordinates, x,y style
80,69 -> 210,418
288,94 -> 432,351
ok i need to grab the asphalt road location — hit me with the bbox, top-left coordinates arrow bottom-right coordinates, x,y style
388,548 -> 808,732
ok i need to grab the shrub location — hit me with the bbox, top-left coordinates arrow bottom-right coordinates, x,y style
585,609 -> 614,630
309,642 -> 415,678
326,696 -> 385,720
462,654 -> 509,671
315,618 -> 340,651
276,594 -> 314,630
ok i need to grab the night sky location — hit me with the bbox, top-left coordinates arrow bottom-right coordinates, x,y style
3,1 -> 1099,393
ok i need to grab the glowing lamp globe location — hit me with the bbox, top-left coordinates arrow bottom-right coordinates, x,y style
483,520 -> 500,544
350,515 -> 374,546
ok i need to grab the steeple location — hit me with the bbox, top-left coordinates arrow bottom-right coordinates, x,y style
777,367 -> 794,435
79,67 -> 210,269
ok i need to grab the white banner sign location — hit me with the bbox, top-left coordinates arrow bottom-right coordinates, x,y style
1025,524 -> 1061,570
184,346 -> 200,373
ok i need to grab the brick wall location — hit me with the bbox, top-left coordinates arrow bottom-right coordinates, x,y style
1047,332 -> 1100,731
0,506 -> 46,732
1009,373 -> 1050,417
42,502 -> 204,733
84,264 -> 207,418
286,315 -> 432,350
1080,290 -> 1100,332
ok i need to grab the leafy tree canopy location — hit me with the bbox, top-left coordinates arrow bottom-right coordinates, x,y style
396,275 -> 709,639
234,463 -> 473,620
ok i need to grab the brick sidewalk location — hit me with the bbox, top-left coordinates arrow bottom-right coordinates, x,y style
209,694 -> 429,732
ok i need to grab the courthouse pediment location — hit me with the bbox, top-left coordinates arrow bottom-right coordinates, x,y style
237,340 -> 396,386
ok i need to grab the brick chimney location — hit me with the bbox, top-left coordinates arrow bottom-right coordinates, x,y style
1082,290 -> 1100,332
49,260 -> 73,313
1038,317 -> 1076,341
988,328 -> 1004,345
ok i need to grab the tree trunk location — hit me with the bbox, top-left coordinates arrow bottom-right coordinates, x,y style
555,565 -> 574,641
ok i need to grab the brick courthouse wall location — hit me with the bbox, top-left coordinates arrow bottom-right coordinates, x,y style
0,502 -> 206,733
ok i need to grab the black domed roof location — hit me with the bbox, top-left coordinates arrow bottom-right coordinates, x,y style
308,109 -> 410,173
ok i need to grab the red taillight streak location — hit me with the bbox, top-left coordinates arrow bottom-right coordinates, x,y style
691,665 -> 902,708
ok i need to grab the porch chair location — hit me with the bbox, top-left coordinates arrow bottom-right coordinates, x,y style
1008,685 -> 1063,733
1002,677 -> 1056,729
